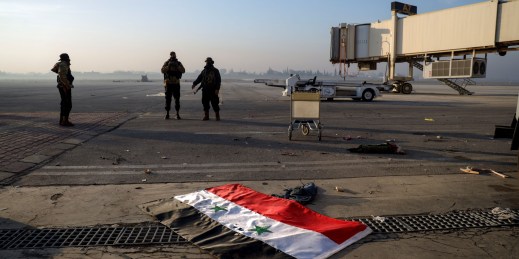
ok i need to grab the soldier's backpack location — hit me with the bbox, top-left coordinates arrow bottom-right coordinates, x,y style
203,68 -> 217,86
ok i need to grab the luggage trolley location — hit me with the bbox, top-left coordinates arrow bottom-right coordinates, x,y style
288,91 -> 322,141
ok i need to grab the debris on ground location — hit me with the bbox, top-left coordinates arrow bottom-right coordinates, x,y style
460,166 -> 479,175
489,169 -> 509,178
424,118 -> 435,122
491,207 -> 518,221
144,169 -> 152,174
335,186 -> 345,192
348,142 -> 405,154
272,182 -> 318,205
281,152 -> 297,156
372,216 -> 386,223
460,167 -> 509,178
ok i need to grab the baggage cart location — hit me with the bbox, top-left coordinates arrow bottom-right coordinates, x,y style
288,91 -> 322,141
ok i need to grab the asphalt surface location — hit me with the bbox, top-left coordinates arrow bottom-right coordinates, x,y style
0,78 -> 518,258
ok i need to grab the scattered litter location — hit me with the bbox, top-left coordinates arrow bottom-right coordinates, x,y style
206,175 -> 213,178
372,216 -> 386,223
491,207 -> 518,220
262,182 -> 268,185
135,187 -> 143,190
141,179 -> 147,182
335,186 -> 344,192
144,169 -> 152,174
0,208 -> 7,211
343,135 -> 352,141
55,163 -> 61,166
125,149 -> 130,152
348,142 -> 405,154
272,182 -> 318,205
424,118 -> 435,122
281,152 -> 297,156
436,135 -> 442,139
356,136 -> 364,139
489,169 -> 509,178
460,166 -> 479,174
161,156 -> 168,159
460,167 -> 509,178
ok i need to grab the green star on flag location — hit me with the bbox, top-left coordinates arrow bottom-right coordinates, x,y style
249,225 -> 272,235
211,205 -> 228,212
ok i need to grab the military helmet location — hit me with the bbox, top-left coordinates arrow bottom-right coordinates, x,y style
59,53 -> 70,61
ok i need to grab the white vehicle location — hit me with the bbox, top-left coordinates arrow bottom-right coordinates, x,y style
283,74 -> 382,101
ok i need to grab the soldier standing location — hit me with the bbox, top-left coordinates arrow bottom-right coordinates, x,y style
161,51 -> 185,119
51,53 -> 74,126
192,57 -> 221,121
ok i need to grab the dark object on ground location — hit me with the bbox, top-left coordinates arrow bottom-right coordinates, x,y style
348,142 -> 405,154
272,182 -> 318,205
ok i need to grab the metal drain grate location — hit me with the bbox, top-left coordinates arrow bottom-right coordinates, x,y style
0,225 -> 187,250
350,209 -> 519,233
1,209 -> 517,250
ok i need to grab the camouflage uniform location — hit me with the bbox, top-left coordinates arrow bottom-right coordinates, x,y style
192,57 -> 221,121
161,52 -> 185,119
51,53 -> 74,126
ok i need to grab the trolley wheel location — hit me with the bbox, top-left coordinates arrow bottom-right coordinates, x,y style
401,83 -> 413,94
288,125 -> 293,140
302,124 -> 310,136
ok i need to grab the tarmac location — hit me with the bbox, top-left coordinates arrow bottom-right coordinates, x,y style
0,80 -> 518,258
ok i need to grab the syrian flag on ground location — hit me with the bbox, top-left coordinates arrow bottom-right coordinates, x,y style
143,183 -> 372,259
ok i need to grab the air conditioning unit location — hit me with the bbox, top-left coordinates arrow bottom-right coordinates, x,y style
423,58 -> 486,79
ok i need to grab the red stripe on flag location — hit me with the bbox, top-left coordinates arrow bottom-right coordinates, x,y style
206,184 -> 368,244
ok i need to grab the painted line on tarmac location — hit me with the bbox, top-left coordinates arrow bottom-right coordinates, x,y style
194,131 -> 285,135
33,160 -> 464,176
40,158 -> 409,170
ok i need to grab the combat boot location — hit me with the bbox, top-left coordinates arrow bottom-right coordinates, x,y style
202,111 -> 209,121
165,111 -> 170,120
63,116 -> 74,127
215,111 -> 220,121
175,112 -> 181,120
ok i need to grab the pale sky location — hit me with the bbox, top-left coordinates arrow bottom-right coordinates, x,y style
1,0 -> 516,76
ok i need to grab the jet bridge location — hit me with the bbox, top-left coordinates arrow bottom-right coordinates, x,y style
330,0 -> 519,94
